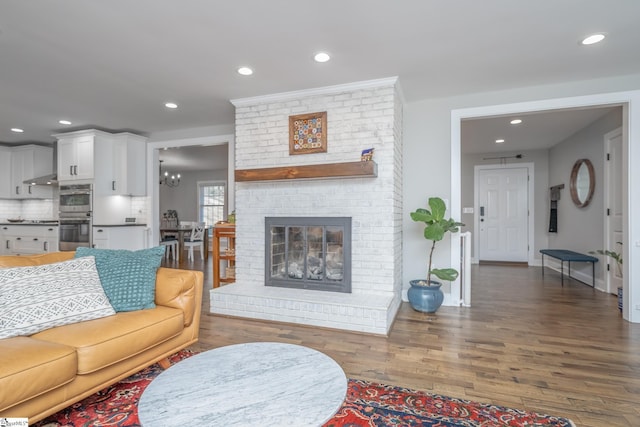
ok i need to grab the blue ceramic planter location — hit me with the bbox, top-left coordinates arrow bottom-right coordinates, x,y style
408,280 -> 444,313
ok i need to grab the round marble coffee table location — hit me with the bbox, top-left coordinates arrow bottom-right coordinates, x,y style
138,342 -> 347,426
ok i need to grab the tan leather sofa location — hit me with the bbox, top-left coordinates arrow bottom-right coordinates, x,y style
0,252 -> 203,424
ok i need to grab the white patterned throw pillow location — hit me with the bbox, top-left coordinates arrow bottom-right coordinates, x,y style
0,256 -> 116,339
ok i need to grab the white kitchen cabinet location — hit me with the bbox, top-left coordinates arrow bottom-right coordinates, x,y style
57,134 -> 94,182
93,226 -> 147,250
0,147 -> 12,199
1,225 -> 58,255
55,130 -> 147,195
8,145 -> 53,199
94,133 -> 147,196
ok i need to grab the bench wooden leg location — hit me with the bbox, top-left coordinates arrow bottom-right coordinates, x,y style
158,358 -> 171,370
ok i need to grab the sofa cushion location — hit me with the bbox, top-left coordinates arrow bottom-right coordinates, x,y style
0,251 -> 75,268
0,336 -> 77,412
33,306 -> 184,374
0,256 -> 116,339
75,246 -> 165,312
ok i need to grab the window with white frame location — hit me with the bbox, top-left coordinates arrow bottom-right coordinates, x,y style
198,181 -> 226,227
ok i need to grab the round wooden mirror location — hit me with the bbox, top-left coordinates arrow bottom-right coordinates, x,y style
570,158 -> 595,208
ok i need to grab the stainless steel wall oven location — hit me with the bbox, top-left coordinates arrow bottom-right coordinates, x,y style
59,184 -> 92,251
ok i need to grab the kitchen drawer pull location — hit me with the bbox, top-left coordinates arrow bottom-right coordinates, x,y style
33,238 -> 39,241
74,165 -> 78,175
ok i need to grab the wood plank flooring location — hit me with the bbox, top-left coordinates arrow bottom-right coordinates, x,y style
165,256 -> 640,426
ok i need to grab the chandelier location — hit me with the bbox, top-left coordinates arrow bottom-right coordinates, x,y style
159,160 -> 181,187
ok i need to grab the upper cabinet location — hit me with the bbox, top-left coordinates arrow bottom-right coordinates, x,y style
3,145 -> 53,199
55,129 -> 147,196
96,133 -> 147,196
0,146 -> 12,198
57,134 -> 94,181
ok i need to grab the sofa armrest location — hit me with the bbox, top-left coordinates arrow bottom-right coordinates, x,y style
155,267 -> 203,327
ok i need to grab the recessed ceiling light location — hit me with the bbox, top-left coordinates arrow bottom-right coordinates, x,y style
510,119 -> 522,125
11,128 -> 24,133
237,66 -> 253,76
314,52 -> 331,63
581,33 -> 606,45
59,120 -> 72,125
165,102 -> 178,109
495,139 -> 505,144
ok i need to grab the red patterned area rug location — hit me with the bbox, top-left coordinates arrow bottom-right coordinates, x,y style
35,350 -> 575,427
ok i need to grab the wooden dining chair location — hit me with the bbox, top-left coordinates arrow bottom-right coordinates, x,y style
184,222 -> 206,261
159,238 -> 179,261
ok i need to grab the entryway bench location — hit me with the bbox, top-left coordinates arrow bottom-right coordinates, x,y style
539,249 -> 598,288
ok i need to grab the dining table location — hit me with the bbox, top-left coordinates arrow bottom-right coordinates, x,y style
160,225 -> 209,260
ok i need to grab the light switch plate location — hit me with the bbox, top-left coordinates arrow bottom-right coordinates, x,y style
463,207 -> 474,214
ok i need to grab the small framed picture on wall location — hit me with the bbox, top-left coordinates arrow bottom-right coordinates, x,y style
289,111 -> 327,155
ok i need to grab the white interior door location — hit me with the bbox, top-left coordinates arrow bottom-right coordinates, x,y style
478,167 -> 529,262
605,128 -> 623,294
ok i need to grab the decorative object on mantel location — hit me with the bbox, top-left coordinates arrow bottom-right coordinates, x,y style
549,183 -> 564,233
408,197 -> 464,313
361,148 -> 374,161
235,161 -> 377,182
159,160 -> 181,187
289,111 -> 327,155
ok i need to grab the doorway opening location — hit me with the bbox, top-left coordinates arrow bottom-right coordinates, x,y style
451,94 -> 631,317
146,134 -> 235,251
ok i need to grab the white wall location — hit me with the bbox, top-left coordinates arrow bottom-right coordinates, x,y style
403,73 -> 640,321
160,169 -> 228,224
547,109 -> 622,285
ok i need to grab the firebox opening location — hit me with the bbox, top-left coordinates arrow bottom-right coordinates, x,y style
265,217 -> 352,293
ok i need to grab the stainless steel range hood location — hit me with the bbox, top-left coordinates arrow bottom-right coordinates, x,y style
23,173 -> 58,186
22,140 -> 58,185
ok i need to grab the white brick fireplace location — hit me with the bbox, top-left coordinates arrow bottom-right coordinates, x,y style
210,77 -> 403,335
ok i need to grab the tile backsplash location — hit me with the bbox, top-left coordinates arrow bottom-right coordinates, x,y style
0,198 -> 58,221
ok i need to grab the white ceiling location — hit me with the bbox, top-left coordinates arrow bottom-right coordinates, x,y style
461,106 -> 620,154
158,144 -> 228,172
1,0 -> 639,151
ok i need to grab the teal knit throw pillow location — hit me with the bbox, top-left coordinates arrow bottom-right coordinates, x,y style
75,246 -> 165,312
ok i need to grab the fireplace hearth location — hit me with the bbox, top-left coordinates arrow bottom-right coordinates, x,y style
265,217 -> 351,293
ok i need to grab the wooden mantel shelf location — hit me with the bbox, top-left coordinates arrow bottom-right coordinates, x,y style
235,161 -> 377,182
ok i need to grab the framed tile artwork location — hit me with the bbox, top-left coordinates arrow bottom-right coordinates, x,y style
289,111 -> 327,155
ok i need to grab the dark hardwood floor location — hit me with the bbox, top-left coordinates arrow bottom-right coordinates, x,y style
164,255 -> 640,426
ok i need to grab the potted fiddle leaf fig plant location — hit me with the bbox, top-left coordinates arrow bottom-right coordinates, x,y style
589,243 -> 622,277
409,197 -> 464,313
590,242 -> 623,312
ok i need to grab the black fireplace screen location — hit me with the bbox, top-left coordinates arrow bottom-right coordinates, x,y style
265,217 -> 351,293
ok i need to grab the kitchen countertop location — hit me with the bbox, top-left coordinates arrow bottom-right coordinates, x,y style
92,224 -> 147,227
0,222 -> 59,226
